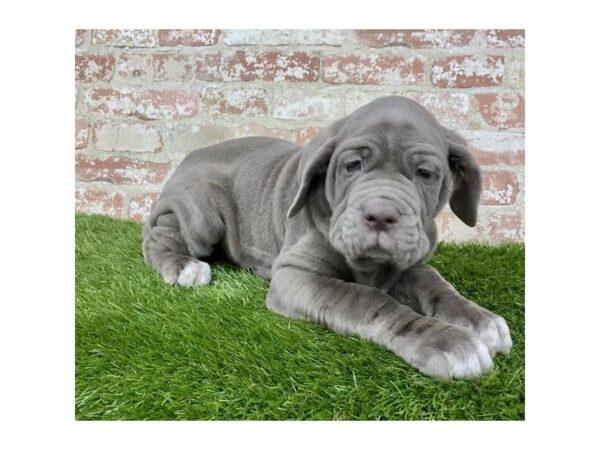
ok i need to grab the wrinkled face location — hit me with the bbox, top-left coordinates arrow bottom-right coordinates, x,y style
288,96 -> 481,274
325,118 -> 451,272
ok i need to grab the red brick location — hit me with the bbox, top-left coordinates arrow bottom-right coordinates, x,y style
116,53 -> 192,81
75,187 -> 126,217
462,131 -> 525,165
195,50 -> 320,82
136,90 -> 198,120
296,126 -> 322,145
75,30 -> 86,46
355,29 -> 475,48
475,94 -> 525,128
201,87 -> 269,117
153,54 -> 192,81
75,118 -> 89,149
481,170 -> 519,205
84,87 -> 137,115
84,88 -> 198,120
483,29 -> 525,49
75,54 -> 115,82
129,192 -> 159,222
76,155 -> 173,185
92,29 -> 156,47
158,29 -> 220,46
431,55 -> 504,88
487,212 -> 524,242
322,54 -> 425,85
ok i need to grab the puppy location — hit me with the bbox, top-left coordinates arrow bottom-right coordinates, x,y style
143,96 -> 512,379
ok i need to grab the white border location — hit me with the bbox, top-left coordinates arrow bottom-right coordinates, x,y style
3,0 -> 600,448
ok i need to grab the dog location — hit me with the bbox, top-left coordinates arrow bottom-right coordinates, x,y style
143,96 -> 512,379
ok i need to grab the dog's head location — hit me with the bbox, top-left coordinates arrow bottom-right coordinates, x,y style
287,96 -> 481,272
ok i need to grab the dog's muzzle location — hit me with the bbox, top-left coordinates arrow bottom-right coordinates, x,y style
329,177 -> 429,269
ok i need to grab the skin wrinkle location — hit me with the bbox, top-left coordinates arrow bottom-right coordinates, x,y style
144,96 -> 512,379
393,316 -> 421,336
368,302 -> 395,322
430,295 -> 441,317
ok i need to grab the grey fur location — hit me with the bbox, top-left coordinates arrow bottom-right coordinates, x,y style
143,96 -> 512,379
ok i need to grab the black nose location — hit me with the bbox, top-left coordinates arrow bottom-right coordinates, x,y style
362,200 -> 400,232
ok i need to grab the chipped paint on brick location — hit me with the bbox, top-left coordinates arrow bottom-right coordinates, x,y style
75,28 -> 524,242
116,53 -> 192,81
75,118 -> 89,149
482,171 -> 519,205
462,131 -> 525,165
222,29 -> 346,46
435,209 -> 485,242
323,54 -> 425,85
476,94 -> 525,128
405,92 -> 470,128
431,55 -> 504,88
92,29 -> 157,47
75,188 -> 125,217
158,29 -> 220,46
76,155 -> 173,185
75,55 -> 115,82
355,29 -> 475,48
196,50 -> 320,82
129,192 -> 159,222
201,87 -> 269,117
483,30 -> 525,49
487,212 -> 524,241
85,88 -> 198,120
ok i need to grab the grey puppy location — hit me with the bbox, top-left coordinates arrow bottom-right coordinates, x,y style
143,96 -> 512,379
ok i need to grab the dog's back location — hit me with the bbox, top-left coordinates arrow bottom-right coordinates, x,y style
145,136 -> 302,280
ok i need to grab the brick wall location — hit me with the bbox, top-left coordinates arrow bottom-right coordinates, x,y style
75,29 -> 524,242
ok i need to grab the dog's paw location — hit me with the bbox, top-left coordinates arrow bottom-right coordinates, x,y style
174,260 -> 212,287
471,312 -> 512,356
435,298 -> 513,357
161,260 -> 212,286
412,325 -> 493,379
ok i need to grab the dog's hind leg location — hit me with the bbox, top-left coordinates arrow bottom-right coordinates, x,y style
142,207 -> 223,287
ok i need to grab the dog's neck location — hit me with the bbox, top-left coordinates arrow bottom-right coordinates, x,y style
349,263 -> 404,293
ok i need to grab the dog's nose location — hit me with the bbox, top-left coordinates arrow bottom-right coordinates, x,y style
362,200 -> 400,232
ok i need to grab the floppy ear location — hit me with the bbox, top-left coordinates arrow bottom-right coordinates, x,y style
287,136 -> 337,219
443,127 -> 482,227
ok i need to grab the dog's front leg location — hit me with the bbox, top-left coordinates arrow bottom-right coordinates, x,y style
267,253 -> 493,379
391,265 -> 512,356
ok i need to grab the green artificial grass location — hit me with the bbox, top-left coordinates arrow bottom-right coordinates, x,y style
75,214 -> 525,420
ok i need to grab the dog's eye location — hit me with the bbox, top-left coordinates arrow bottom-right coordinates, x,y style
416,168 -> 432,179
345,160 -> 362,173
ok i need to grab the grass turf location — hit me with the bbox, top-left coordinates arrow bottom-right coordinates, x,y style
75,213 -> 525,420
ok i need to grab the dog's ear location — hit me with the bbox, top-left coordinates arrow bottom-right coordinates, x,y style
443,127 -> 481,227
287,135 -> 337,219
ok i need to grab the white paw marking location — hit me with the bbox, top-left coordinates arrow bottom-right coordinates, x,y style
177,261 -> 212,287
478,315 -> 513,356
161,267 -> 178,285
444,338 -> 494,379
419,335 -> 494,380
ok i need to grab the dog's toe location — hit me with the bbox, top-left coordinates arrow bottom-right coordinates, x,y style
177,261 -> 212,287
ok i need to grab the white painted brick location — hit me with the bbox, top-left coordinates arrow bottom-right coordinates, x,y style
274,89 -> 344,120
93,122 -> 162,152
